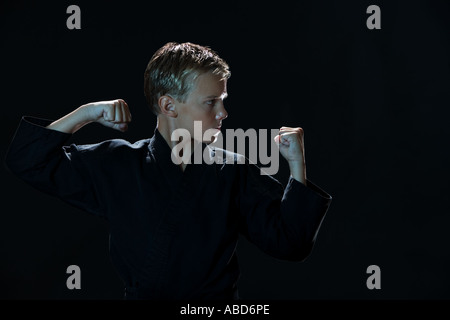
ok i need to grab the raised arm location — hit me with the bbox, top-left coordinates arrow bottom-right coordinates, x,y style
46,99 -> 132,133
238,126 -> 332,262
5,99 -> 132,218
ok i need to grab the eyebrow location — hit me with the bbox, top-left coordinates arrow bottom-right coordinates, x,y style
205,93 -> 228,99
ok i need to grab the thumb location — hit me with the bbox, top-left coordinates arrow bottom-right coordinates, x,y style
274,134 -> 280,146
274,134 -> 290,150
114,123 -> 129,132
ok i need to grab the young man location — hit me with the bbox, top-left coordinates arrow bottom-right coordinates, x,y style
5,42 -> 332,300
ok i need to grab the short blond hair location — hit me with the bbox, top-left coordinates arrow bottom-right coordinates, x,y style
144,42 -> 231,115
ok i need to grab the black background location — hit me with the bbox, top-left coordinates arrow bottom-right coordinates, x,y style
1,0 -> 450,301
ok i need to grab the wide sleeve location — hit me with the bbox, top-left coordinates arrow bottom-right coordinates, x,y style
4,116 -> 105,218
236,163 -> 332,262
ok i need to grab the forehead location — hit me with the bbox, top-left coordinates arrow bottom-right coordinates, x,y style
190,72 -> 227,97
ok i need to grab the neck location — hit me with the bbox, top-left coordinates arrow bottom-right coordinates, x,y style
156,117 -> 198,169
156,117 -> 183,150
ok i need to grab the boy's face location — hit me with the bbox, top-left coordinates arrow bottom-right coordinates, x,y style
173,72 -> 228,143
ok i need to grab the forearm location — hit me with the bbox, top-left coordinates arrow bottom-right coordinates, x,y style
5,116 -> 71,177
46,105 -> 92,134
255,177 -> 331,262
289,160 -> 306,185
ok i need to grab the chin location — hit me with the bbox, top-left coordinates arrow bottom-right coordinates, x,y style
201,128 -> 221,144
203,136 -> 216,145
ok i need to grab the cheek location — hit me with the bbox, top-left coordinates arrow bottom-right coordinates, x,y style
196,107 -> 215,121
195,113 -> 215,130
181,103 -> 215,125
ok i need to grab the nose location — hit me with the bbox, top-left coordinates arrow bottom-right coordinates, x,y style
215,102 -> 228,120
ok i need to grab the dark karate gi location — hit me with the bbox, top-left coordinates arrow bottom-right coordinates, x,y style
5,116 -> 332,300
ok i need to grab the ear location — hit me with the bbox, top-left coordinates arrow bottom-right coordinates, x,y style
158,95 -> 178,118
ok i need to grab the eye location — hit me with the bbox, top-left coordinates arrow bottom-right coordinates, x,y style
206,99 -> 216,106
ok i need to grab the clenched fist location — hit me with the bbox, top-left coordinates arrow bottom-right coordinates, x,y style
83,99 -> 132,132
274,126 -> 307,184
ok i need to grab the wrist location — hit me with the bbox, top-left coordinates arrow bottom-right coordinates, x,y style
46,105 -> 94,134
288,160 -> 306,184
288,160 -> 305,171
76,104 -> 96,124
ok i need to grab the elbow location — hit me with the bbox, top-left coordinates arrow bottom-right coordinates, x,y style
4,152 -> 16,174
4,151 -> 23,176
4,145 -> 36,177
